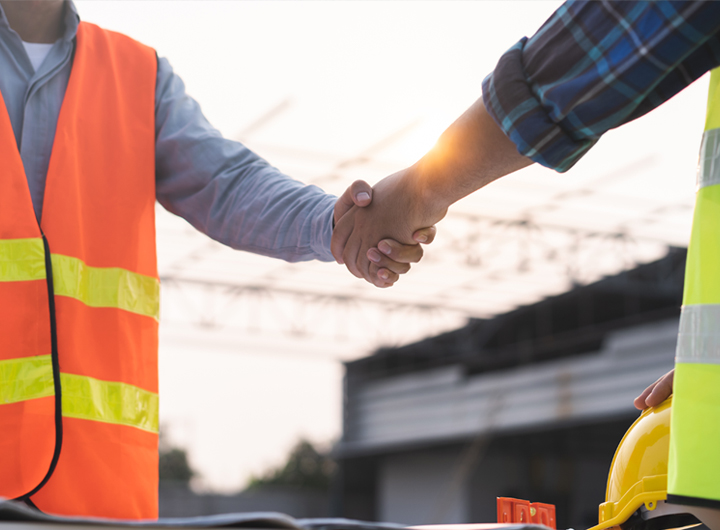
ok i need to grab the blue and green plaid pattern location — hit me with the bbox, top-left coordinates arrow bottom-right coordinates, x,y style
482,1 -> 720,172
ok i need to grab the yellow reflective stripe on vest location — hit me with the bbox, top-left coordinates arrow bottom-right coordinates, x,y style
0,355 -> 54,404
51,254 -> 159,320
0,242 -> 159,319
0,238 -> 46,282
676,305 -> 720,364
0,356 -> 158,433
698,128 -> 720,189
61,373 -> 159,434
683,183 -> 720,305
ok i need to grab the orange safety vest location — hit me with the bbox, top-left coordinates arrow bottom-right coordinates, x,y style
0,22 -> 160,519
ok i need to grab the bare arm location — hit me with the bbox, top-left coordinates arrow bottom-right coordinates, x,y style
331,97 -> 532,281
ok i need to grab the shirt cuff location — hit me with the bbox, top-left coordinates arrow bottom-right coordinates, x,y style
481,38 -> 597,173
312,198 -> 336,262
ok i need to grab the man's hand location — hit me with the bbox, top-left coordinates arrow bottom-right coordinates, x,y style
332,169 -> 448,283
634,369 -> 674,410
334,180 -> 436,288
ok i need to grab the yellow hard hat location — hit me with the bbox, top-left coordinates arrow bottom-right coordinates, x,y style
588,397 -> 672,530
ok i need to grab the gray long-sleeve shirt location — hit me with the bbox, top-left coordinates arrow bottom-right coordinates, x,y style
0,1 -> 336,262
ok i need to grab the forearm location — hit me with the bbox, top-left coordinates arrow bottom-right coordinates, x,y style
154,56 -> 336,262
411,97 -> 532,219
159,160 -> 336,262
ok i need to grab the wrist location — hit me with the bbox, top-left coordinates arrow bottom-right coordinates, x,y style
412,97 -> 532,215
409,159 -> 452,224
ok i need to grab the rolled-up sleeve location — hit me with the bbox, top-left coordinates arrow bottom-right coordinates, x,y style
154,56 -> 336,262
482,1 -> 720,172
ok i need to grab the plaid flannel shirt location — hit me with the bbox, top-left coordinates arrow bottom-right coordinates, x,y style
482,1 -> 720,172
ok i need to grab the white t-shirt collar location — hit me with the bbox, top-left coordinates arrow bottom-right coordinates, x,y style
22,40 -> 53,72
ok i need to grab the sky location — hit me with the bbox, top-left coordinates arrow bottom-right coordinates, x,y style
73,1 -> 708,492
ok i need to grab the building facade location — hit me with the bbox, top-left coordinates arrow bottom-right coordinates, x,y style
335,249 -> 686,529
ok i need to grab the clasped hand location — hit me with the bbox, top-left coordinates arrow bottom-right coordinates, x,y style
332,168 -> 448,288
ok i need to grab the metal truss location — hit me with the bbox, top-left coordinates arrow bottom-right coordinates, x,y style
159,273 -> 469,358
158,212 -> 673,357
427,211 -> 671,284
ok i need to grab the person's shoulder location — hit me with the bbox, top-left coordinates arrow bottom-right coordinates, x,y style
78,21 -> 155,56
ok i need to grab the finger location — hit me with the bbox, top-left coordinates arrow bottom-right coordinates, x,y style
633,383 -> 656,410
645,370 -> 674,408
341,231 -> 364,279
369,263 -> 399,287
376,239 -> 423,264
633,370 -> 672,410
368,248 -> 411,275
349,180 -> 372,207
413,226 -> 437,245
333,180 -> 372,225
375,274 -> 395,288
370,262 -> 401,283
354,242 -> 374,284
331,208 -> 356,264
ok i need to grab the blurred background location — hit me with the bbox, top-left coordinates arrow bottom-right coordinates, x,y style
74,1 -> 706,528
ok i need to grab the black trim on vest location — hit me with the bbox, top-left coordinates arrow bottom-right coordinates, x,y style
620,510 -> 709,530
667,494 -> 720,510
621,512 -> 702,530
22,498 -> 41,512
14,234 -> 63,502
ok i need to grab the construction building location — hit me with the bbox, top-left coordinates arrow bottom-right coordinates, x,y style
334,248 -> 686,530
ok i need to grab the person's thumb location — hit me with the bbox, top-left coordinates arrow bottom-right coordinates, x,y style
334,180 -> 373,224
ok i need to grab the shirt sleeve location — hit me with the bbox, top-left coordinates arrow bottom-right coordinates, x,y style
154,56 -> 336,262
482,0 -> 720,172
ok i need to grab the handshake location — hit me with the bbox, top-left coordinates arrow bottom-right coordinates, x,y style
330,167 -> 448,289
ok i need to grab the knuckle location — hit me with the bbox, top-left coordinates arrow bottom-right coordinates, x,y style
352,179 -> 369,193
